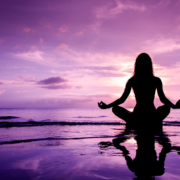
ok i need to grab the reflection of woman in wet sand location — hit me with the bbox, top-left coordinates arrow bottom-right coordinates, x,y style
98,53 -> 180,125
99,130 -> 171,179
98,126 -> 180,179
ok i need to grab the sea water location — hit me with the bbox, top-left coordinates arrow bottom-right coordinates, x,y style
0,108 -> 180,180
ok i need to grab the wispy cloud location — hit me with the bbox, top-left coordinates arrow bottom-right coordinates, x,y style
40,84 -> 72,90
76,31 -> 83,35
13,51 -> 45,64
59,26 -> 68,33
144,37 -> 180,54
94,1 -> 145,20
45,24 -> 52,28
55,43 -> 68,51
0,90 -> 5,94
16,75 -> 37,82
154,62 -> 180,86
39,38 -> 43,43
0,39 -> 3,44
91,0 -> 145,32
13,45 -> 20,49
23,27 -> 31,32
13,75 -> 37,85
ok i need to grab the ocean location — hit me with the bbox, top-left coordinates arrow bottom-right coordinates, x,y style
0,108 -> 180,179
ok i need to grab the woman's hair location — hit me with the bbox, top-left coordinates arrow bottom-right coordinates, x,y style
134,53 -> 154,77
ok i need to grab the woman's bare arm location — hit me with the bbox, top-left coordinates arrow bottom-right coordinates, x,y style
98,79 -> 132,109
156,77 -> 176,108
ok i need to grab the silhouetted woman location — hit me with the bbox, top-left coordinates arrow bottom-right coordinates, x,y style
98,53 -> 180,126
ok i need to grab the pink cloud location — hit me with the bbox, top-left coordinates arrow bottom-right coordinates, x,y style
55,43 -> 68,51
39,38 -> 43,43
45,24 -> 52,28
30,46 -> 38,51
76,31 -> 83,35
0,39 -> 3,44
13,75 -> 37,85
0,90 -> 5,94
13,45 -> 20,49
23,27 -> 31,32
59,26 -> 68,33
94,1 -> 145,20
91,1 -> 145,32
144,37 -> 180,54
14,51 -> 45,64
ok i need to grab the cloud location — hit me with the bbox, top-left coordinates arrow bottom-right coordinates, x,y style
55,43 -> 68,51
37,76 -> 68,85
13,75 -> 37,85
45,24 -> 52,28
30,46 -> 38,51
91,1 -> 145,32
0,82 -> 3,84
39,38 -> 43,43
157,0 -> 171,7
76,31 -> 83,35
13,45 -> 20,49
94,71 -> 125,77
144,38 -> 180,54
15,75 -> 37,82
14,51 -> 45,64
75,86 -> 83,89
59,26 -> 68,33
154,62 -> 180,86
40,84 -> 72,90
94,1 -> 145,20
0,39 -> 3,44
0,90 -> 4,94
74,65 -> 125,77
23,27 -> 31,32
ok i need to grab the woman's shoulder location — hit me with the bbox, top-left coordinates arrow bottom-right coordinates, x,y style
128,77 -> 134,83
153,76 -> 162,82
153,76 -> 163,86
130,75 -> 162,83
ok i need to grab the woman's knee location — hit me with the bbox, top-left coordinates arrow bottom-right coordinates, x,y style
112,105 -> 119,115
157,105 -> 171,121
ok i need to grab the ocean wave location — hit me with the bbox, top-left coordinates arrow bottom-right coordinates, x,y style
0,135 -> 117,145
0,121 -> 123,128
0,116 -> 18,120
72,116 -> 107,118
1,120 -> 180,128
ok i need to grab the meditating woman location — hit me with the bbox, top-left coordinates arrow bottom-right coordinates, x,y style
98,53 -> 180,126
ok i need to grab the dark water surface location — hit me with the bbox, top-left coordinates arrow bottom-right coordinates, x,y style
0,108 -> 180,179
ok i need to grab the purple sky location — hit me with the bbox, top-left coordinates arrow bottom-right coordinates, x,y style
0,0 -> 180,108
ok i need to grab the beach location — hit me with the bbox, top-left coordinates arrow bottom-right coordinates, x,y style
0,108 -> 180,180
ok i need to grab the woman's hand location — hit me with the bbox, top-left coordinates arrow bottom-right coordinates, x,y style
98,101 -> 108,109
175,100 -> 180,109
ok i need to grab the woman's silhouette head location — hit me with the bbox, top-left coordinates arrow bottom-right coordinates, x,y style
134,53 -> 154,77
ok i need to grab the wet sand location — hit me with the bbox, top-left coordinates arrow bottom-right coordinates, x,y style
1,109 -> 180,180
1,125 -> 180,180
